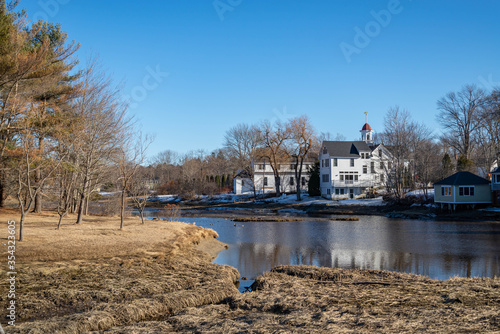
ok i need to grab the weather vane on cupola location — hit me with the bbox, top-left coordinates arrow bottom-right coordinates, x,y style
364,111 -> 368,123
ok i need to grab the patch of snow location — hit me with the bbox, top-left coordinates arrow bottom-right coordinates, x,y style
406,189 -> 435,198
479,207 -> 500,212
99,191 -> 120,196
327,197 -> 386,206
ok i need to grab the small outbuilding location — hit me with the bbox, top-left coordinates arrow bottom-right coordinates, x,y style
434,171 -> 491,210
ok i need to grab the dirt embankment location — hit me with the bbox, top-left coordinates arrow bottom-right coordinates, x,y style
0,209 -> 499,333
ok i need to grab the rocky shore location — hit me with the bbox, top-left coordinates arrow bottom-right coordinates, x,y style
1,209 -> 498,333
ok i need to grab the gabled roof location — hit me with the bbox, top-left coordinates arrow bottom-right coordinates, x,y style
434,171 -> 490,186
322,141 -> 372,158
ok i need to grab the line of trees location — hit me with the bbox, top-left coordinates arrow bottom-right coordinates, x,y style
144,115 -> 319,201
0,3 -> 151,240
147,83 -> 499,204
380,84 -> 500,201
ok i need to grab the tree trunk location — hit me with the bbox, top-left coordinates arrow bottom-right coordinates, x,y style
76,192 -> 85,224
34,136 -> 44,213
140,210 -> 144,224
120,190 -> 126,229
274,175 -> 281,197
57,214 -> 64,229
19,212 -> 26,242
0,174 -> 4,208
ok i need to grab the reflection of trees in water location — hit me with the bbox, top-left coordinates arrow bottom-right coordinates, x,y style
206,217 -> 500,280
235,241 -> 499,280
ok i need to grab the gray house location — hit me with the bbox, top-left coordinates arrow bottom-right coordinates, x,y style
434,171 -> 492,210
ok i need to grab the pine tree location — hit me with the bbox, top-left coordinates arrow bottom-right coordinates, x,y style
307,161 -> 321,196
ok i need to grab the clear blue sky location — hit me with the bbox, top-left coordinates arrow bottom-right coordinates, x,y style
20,0 -> 500,159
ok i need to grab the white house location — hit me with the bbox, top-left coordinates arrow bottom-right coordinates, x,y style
233,160 -> 314,195
319,123 -> 392,199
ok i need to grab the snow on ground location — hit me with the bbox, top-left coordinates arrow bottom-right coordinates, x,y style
406,189 -> 435,198
479,207 -> 500,212
145,192 -> 388,207
326,197 -> 386,206
259,194 -> 386,206
99,191 -> 120,196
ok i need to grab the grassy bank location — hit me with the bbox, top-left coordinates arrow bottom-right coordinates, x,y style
0,209 -> 239,333
0,209 -> 498,333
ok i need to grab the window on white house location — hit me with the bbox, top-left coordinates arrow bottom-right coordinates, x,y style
301,177 -> 306,186
360,153 -> 364,159
350,159 -> 354,167
380,174 -> 385,182
459,186 -> 474,196
371,162 -> 375,173
379,150 -> 382,158
335,188 -> 345,195
322,174 -> 329,183
363,165 -> 367,174
264,177 -> 268,186
259,164 -> 264,170
340,175 -> 344,181
441,186 -> 451,196
380,162 -> 385,169
290,177 -> 294,186
333,158 -> 338,166
355,175 -> 359,181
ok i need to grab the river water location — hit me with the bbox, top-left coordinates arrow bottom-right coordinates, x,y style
173,215 -> 499,290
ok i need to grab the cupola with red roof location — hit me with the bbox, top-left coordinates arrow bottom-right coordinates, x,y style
360,113 -> 374,144
361,123 -> 372,131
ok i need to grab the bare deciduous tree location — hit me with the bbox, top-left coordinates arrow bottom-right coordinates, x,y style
437,84 -> 486,160
116,132 -> 153,229
72,59 -> 129,225
258,120 -> 291,197
223,123 -> 261,197
289,115 -> 317,201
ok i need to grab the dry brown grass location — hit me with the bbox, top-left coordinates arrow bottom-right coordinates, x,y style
0,208 -> 198,262
168,265 -> 500,333
0,209 -> 238,334
0,209 -> 498,333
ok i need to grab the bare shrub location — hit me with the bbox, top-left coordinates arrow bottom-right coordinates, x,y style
88,195 -> 121,216
158,204 -> 181,222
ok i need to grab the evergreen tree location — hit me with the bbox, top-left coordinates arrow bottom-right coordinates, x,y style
307,161 -> 320,196
457,155 -> 474,172
441,153 -> 454,177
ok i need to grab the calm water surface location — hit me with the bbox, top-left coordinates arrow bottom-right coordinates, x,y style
146,212 -> 500,290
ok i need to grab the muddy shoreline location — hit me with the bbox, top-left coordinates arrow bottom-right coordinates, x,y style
166,200 -> 500,222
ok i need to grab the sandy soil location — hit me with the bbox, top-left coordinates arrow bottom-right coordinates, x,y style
0,208 -> 498,333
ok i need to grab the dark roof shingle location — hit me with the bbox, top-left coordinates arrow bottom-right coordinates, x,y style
434,171 -> 490,186
322,141 -> 371,158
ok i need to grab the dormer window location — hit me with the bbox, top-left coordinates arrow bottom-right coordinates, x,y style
323,146 -> 328,154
